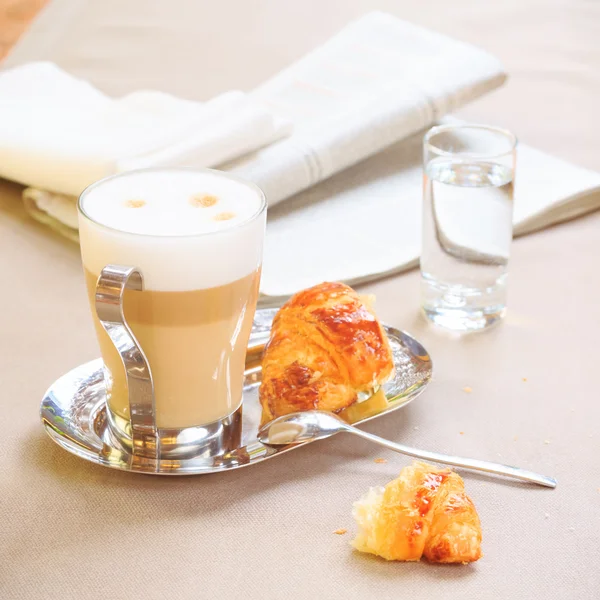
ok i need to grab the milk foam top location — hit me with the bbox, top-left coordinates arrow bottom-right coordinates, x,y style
79,169 -> 266,291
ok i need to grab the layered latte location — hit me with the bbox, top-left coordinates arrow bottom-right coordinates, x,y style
78,169 -> 266,429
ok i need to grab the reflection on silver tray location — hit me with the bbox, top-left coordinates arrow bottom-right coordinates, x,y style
40,308 -> 432,475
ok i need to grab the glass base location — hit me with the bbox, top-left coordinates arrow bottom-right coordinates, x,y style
422,304 -> 506,332
421,277 -> 507,332
106,404 -> 243,460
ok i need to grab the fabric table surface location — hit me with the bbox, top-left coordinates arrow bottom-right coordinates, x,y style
1,1 -> 599,599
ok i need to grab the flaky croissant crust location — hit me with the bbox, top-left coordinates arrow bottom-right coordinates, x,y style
353,462 -> 483,563
259,282 -> 394,425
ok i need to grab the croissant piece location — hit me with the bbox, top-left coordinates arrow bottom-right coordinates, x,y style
352,462 -> 482,563
259,282 -> 394,426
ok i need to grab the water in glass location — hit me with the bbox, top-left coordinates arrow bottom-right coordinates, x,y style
421,159 -> 514,330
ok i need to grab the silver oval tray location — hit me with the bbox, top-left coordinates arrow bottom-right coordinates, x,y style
40,308 -> 432,475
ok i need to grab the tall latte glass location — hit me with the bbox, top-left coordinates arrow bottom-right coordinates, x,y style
78,168 -> 266,457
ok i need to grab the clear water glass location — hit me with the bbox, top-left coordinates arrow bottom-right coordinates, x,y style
421,124 -> 517,331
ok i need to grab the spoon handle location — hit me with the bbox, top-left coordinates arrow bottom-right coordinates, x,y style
346,427 -> 557,488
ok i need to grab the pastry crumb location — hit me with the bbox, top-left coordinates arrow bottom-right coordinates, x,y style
214,211 -> 236,221
462,386 -> 472,393
190,193 -> 218,208
513,436 -> 518,442
374,458 -> 387,464
544,439 -> 551,445
333,528 -> 347,535
459,431 -> 465,435
522,377 -> 527,382
124,199 -> 146,208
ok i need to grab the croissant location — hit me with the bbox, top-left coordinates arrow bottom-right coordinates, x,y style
259,282 -> 394,426
352,462 -> 482,563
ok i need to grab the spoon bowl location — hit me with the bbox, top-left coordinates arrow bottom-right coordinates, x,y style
258,411 -> 346,445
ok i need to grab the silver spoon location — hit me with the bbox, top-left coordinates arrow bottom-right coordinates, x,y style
258,410 -> 557,488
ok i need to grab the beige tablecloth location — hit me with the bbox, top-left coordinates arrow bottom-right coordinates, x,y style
1,1 -> 599,599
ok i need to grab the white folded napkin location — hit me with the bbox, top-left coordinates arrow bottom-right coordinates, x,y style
7,13 -> 600,305
0,62 -> 290,196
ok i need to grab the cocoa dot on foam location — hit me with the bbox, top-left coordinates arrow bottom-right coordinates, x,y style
124,199 -> 146,209
214,211 -> 236,221
190,194 -> 218,208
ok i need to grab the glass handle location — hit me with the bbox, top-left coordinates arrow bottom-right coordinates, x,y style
95,265 -> 158,458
